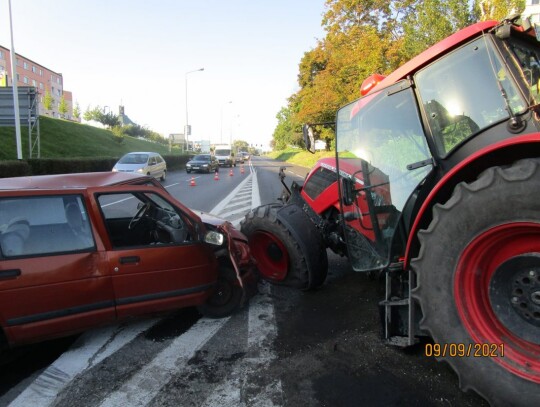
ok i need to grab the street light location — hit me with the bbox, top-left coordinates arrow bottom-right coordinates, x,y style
220,101 -> 232,143
185,68 -> 204,151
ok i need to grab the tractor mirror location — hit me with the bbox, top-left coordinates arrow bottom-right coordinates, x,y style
302,124 -> 316,154
342,177 -> 355,206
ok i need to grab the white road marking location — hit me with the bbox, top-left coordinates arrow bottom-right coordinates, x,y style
98,317 -> 229,407
211,173 -> 253,215
201,283 -> 282,407
9,318 -> 158,407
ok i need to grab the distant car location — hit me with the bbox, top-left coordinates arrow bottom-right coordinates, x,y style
235,153 -> 244,164
0,172 -> 256,349
186,154 -> 220,173
112,152 -> 167,181
240,152 -> 250,161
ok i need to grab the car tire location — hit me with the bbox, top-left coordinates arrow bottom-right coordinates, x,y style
160,170 -> 166,181
186,170 -> 191,174
197,267 -> 243,318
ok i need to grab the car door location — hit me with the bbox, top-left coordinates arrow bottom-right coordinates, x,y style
91,186 -> 218,319
0,192 -> 115,345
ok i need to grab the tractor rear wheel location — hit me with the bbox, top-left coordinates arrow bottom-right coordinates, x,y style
411,159 -> 540,407
240,203 -> 328,290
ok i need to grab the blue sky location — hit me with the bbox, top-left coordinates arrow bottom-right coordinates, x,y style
0,0 -> 327,148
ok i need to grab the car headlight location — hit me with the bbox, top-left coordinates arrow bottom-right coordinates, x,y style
202,164 -> 208,167
187,164 -> 192,168
136,168 -> 144,173
112,167 -> 118,172
204,230 -> 224,246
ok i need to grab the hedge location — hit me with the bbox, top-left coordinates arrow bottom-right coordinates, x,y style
0,154 -> 193,178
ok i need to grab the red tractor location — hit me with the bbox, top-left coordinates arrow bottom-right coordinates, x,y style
241,15 -> 540,406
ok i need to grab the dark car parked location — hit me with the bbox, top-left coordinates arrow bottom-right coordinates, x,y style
186,154 -> 220,173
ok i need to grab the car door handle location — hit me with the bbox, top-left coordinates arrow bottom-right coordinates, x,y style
0,269 -> 21,279
120,256 -> 140,265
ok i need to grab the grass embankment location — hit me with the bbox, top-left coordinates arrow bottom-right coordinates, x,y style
0,116 -> 175,160
266,147 -> 335,169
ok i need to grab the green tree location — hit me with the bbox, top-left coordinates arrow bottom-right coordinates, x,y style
474,0 -> 525,21
43,90 -> 53,111
82,105 -> 120,129
83,105 -> 102,122
273,105 -> 302,150
402,0 -> 475,59
73,102 -> 81,120
100,112 -> 120,128
58,95 -> 68,118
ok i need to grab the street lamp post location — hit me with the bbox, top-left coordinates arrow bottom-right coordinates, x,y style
220,101 -> 232,143
185,68 -> 204,151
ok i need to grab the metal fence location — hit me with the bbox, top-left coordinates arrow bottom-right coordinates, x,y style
0,87 -> 40,158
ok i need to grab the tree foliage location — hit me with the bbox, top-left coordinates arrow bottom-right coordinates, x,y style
58,96 -> 68,118
83,105 -> 119,128
43,90 -> 53,111
272,0 -> 522,150
73,102 -> 81,120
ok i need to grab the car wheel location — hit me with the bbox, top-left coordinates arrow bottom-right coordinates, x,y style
160,170 -> 166,181
197,267 -> 243,318
186,170 -> 191,174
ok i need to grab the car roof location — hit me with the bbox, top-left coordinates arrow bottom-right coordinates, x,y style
122,151 -> 162,156
0,172 -> 151,191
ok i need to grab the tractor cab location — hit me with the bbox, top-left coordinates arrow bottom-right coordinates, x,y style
335,15 -> 540,273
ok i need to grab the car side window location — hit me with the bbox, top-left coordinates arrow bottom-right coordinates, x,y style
0,195 -> 95,258
97,192 -> 192,249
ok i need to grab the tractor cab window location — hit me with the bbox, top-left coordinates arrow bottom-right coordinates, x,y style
336,81 -> 432,272
415,36 -> 526,157
507,37 -> 540,104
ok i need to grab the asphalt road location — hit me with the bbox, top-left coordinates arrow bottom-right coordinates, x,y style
0,156 -> 490,406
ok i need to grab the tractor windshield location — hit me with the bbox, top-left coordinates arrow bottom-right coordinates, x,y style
336,81 -> 432,272
415,35 -> 526,157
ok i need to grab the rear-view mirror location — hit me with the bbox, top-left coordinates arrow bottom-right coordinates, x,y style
302,124 -> 316,154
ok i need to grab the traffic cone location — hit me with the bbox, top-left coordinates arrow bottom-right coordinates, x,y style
229,169 -> 234,176
240,165 -> 245,174
190,177 -> 196,186
214,171 -> 220,181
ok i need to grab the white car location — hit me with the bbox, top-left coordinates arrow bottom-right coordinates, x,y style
112,152 -> 167,181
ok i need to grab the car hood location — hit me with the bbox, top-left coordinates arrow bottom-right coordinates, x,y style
192,209 -> 247,241
114,163 -> 146,171
187,160 -> 211,165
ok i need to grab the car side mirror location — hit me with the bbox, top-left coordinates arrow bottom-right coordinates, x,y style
302,124 -> 316,154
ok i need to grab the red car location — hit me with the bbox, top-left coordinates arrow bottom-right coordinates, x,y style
0,172 -> 256,349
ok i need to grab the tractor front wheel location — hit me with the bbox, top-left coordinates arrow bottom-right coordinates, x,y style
411,159 -> 540,407
241,203 -> 328,290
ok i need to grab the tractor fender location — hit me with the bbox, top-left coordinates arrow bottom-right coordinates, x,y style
404,134 -> 540,267
275,203 -> 327,288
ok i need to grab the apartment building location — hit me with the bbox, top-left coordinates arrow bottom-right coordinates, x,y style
0,45 -> 75,121
524,0 -> 540,25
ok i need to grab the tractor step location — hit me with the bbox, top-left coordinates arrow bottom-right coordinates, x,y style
381,265 -> 419,347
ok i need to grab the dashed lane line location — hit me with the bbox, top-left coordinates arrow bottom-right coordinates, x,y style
98,317 -> 229,407
9,319 -> 159,407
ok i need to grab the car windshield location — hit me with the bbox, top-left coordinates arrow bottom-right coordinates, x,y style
193,155 -> 210,161
118,154 -> 149,164
215,149 -> 230,155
